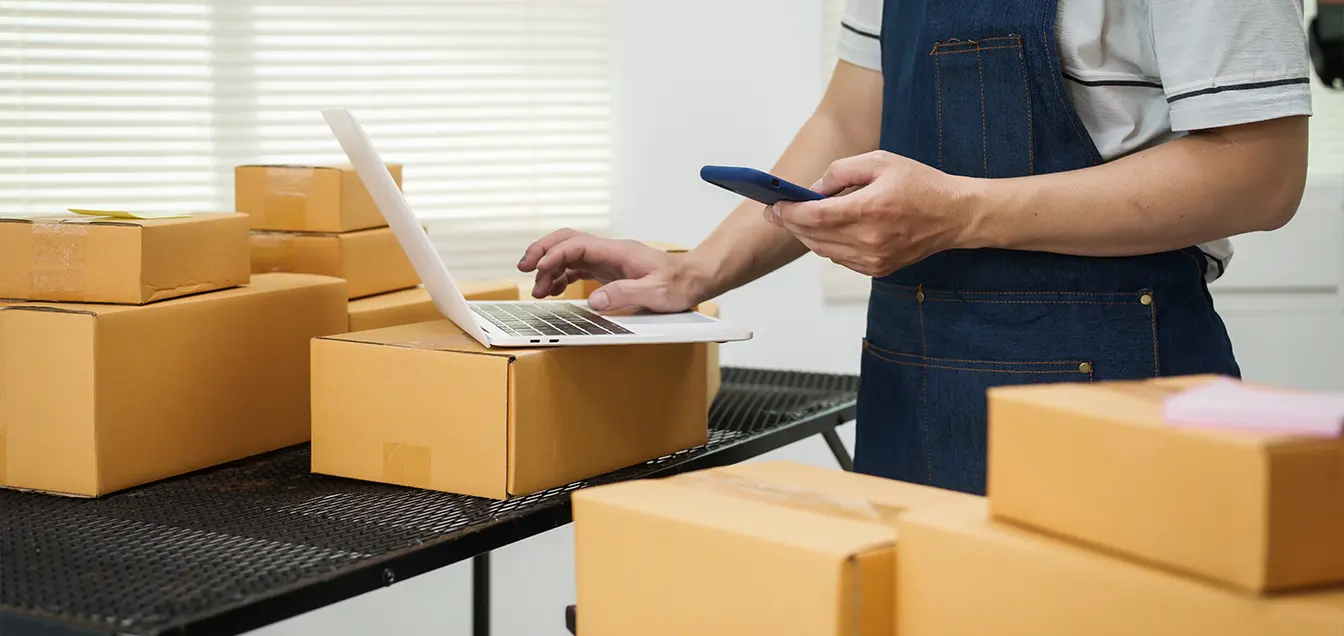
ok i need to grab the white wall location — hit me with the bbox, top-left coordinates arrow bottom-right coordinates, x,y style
254,1 -> 1342,634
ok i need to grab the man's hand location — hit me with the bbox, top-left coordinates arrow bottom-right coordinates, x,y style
518,229 -> 705,312
767,151 -> 972,277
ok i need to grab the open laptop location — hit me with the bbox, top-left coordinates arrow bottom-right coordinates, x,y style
322,108 -> 753,348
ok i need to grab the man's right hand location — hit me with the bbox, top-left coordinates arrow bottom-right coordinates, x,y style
517,229 -> 706,313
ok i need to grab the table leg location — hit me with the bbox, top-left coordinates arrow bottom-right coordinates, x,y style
821,428 -> 854,472
473,552 -> 490,636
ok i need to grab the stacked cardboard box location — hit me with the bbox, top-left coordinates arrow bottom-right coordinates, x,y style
310,319 -> 711,499
896,375 -> 1344,635
237,164 -> 424,315
573,375 -> 1344,635
0,210 -> 347,497
572,461 -> 982,635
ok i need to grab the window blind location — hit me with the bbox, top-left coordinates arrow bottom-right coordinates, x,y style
1,0 -> 611,280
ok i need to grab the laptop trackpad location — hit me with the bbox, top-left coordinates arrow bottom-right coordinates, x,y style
606,311 -> 714,326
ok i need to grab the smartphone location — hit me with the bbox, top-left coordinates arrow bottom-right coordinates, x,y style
700,165 -> 826,205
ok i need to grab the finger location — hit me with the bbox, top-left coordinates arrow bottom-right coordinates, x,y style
548,268 -> 591,297
588,278 -> 661,312
518,227 -> 581,272
810,152 -> 887,196
535,234 -> 635,275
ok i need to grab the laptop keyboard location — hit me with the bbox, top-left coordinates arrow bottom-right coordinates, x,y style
472,303 -> 633,338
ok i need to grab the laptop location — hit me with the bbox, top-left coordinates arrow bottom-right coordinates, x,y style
322,108 -> 753,348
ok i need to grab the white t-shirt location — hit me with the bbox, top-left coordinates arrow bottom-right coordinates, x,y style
838,0 -> 1315,281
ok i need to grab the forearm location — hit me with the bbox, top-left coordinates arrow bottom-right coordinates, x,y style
963,117 -> 1309,257
683,62 -> 882,301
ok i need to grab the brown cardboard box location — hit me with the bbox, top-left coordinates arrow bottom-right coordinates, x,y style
988,375 -> 1344,592
251,226 -> 419,299
346,280 -> 520,332
898,505 -> 1344,636
573,461 -> 983,636
235,164 -> 402,233
0,213 -> 250,304
699,300 -> 722,402
0,273 -> 347,497
311,320 -> 709,499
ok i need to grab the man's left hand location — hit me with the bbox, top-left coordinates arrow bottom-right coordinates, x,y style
767,150 -> 974,277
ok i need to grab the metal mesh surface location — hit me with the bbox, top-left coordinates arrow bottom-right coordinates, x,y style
0,368 -> 858,635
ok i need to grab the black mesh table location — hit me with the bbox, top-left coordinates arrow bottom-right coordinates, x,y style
0,367 -> 858,636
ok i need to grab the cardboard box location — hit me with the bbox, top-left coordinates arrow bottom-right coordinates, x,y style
235,164 -> 402,233
573,461 -> 983,636
251,226 -> 419,300
988,375 -> 1344,592
346,280 -> 520,332
311,320 -> 709,499
0,273 -> 348,497
897,506 -> 1344,636
699,300 -> 722,403
0,213 -> 250,304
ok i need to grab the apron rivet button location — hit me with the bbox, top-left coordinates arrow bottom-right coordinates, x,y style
1140,293 -> 1153,306
916,291 -> 925,302
1079,362 -> 1093,374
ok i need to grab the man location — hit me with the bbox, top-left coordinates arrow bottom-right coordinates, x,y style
519,0 -> 1313,495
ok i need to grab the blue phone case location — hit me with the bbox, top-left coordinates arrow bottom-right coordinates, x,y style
700,165 -> 826,205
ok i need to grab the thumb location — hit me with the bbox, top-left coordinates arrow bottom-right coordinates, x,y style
811,152 -> 886,196
588,278 -> 660,312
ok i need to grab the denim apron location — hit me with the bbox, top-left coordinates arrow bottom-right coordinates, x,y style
853,0 -> 1241,494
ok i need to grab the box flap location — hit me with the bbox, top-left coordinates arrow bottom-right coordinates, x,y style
577,479 -> 897,557
0,212 -> 242,229
319,319 -> 532,357
0,273 -> 342,317
990,376 -> 1343,450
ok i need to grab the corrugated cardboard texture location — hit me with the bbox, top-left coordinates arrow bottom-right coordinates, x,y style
311,319 -> 708,499
987,375 -> 1344,592
235,164 -> 402,233
251,226 -> 419,299
345,280 -> 520,332
573,461 -> 983,636
0,213 -> 250,304
0,273 -> 348,497
898,506 -> 1344,636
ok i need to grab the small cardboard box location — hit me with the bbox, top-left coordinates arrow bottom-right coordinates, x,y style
897,506 -> 1344,636
311,320 -> 709,499
988,375 -> 1344,592
573,461 -> 983,636
0,273 -> 348,497
235,164 -> 402,233
0,213 -> 250,304
251,226 -> 419,300
346,280 -> 520,332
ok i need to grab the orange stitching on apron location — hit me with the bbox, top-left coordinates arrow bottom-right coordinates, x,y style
933,45 -> 1024,55
924,298 -> 1136,305
867,347 -> 1089,374
1149,293 -> 1160,376
872,281 -> 1137,296
865,341 -> 1088,366
930,35 -> 1022,53
917,283 -> 932,483
935,54 -> 944,169
1017,45 -> 1034,174
978,49 -> 988,177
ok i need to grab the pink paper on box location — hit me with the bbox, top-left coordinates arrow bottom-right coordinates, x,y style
1164,378 -> 1344,438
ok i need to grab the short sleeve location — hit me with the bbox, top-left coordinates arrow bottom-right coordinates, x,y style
1151,0 -> 1313,131
837,0 -> 883,72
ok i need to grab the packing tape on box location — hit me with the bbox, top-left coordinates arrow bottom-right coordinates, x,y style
264,167 -> 315,229
382,441 -> 432,488
250,232 -> 297,273
670,472 -> 906,526
28,221 -> 88,297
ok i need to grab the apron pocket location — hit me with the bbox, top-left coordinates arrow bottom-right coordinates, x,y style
932,34 -> 1033,178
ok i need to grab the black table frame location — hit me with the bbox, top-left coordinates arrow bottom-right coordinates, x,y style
1,369 -> 857,636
